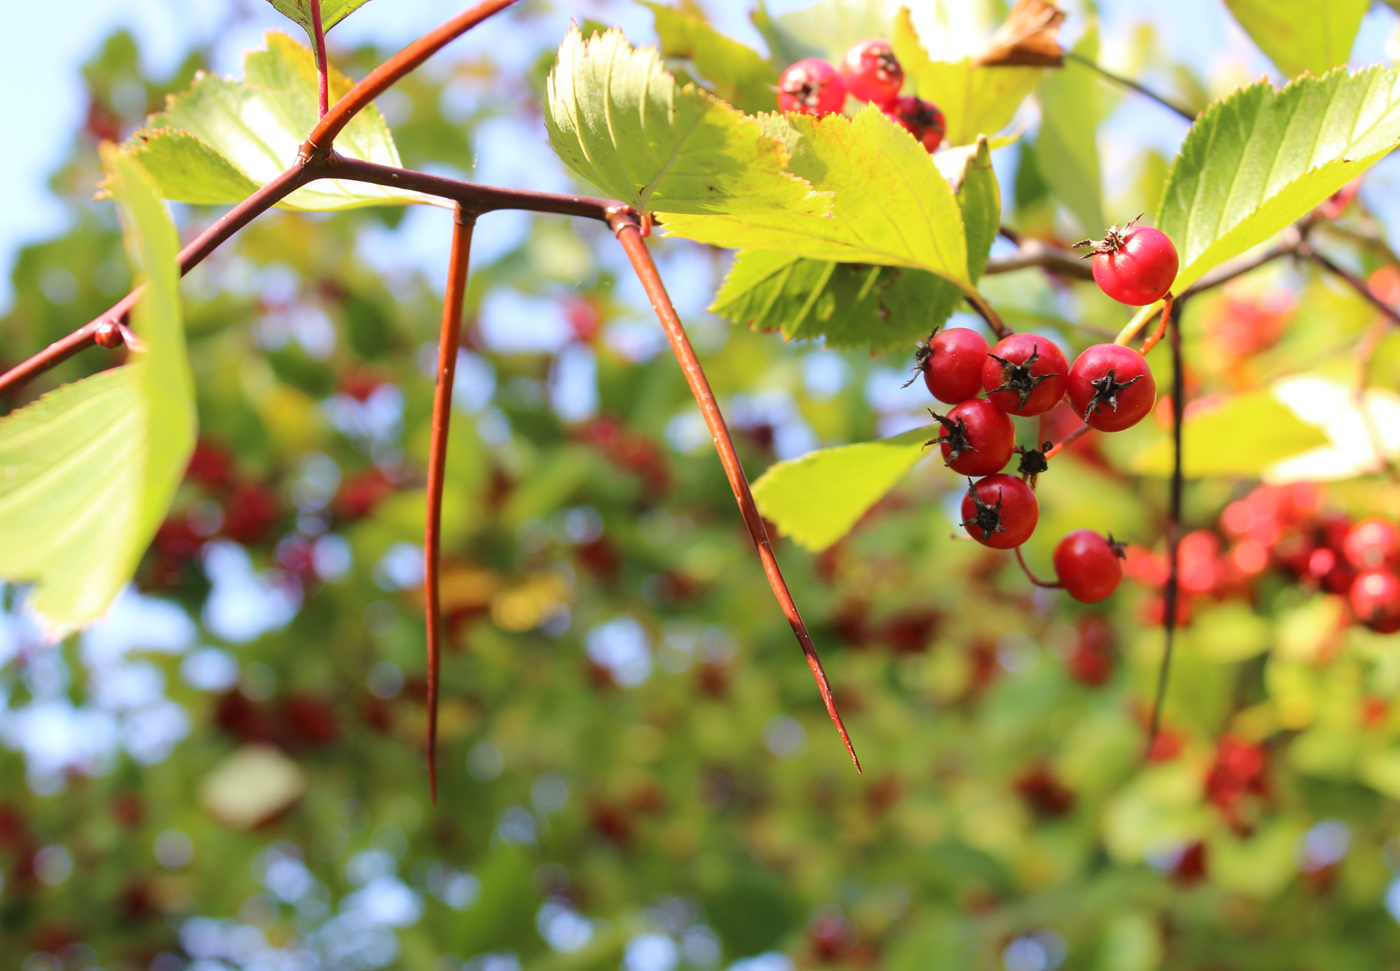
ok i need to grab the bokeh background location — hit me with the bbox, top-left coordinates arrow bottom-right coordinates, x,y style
7,1 -> 1400,969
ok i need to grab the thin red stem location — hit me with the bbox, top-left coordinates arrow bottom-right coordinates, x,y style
1043,422 -> 1092,461
425,207 -> 475,803
1014,547 -> 1062,588
301,0 -> 522,158
1138,292 -> 1173,355
608,209 -> 861,773
310,0 -> 330,118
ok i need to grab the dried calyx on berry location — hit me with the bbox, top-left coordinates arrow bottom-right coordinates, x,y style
987,343 -> 1058,409
1074,214 -> 1146,258
925,409 -> 975,463
900,333 -> 935,388
1081,367 -> 1141,419
960,478 -> 1006,538
1016,441 -> 1053,478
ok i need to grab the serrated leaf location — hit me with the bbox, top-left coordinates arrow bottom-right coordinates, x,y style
121,32 -> 428,211
953,136 -> 999,282
892,8 -> 1042,147
1158,66 -> 1400,292
1034,29 -> 1104,234
264,0 -> 373,35
1131,387 -> 1328,478
0,151 -> 195,638
753,426 -> 933,551
642,2 -> 778,114
663,106 -> 970,286
1222,0 -> 1366,80
709,252 -> 961,352
544,27 -> 826,218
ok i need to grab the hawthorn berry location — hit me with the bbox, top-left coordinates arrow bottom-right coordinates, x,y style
1067,343 -> 1156,431
922,327 -> 989,403
777,59 -> 846,116
1079,218 -> 1178,306
838,39 -> 903,106
883,96 -> 945,152
1350,569 -> 1400,633
1052,530 -> 1125,603
960,474 -> 1038,549
1343,517 -> 1400,572
982,333 -> 1069,416
929,399 -> 1015,477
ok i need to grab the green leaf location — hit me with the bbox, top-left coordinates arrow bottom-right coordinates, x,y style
1158,66 -> 1400,292
949,135 -> 1000,282
752,426 -> 933,551
641,2 -> 778,114
0,151 -> 195,638
263,0 -> 373,35
120,32 -> 428,211
1034,29 -> 1104,234
709,252 -> 961,352
892,9 -> 1042,147
543,27 -> 827,218
1222,0 -> 1367,79
663,106 -> 970,286
1131,387 -> 1329,478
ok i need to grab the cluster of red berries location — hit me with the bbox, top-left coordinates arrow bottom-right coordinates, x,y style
1124,482 -> 1400,634
574,416 -> 670,496
776,39 -> 946,152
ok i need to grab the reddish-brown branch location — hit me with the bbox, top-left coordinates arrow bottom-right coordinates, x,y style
425,207 -> 475,803
310,0 -> 330,118
1014,547 -> 1062,588
608,209 -> 861,773
301,0 -> 523,158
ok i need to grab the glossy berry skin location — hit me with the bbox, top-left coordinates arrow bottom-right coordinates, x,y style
1344,518 -> 1400,572
924,327 -> 989,403
838,39 -> 903,106
1350,569 -> 1400,634
1091,225 -> 1179,306
935,399 -> 1015,476
982,333 -> 1069,416
1067,343 -> 1156,431
1053,530 -> 1124,603
960,474 -> 1039,549
777,59 -> 847,116
883,96 -> 945,152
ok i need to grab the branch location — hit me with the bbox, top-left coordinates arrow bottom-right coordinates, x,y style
607,208 -> 861,773
964,291 -> 1011,339
301,0 -> 523,158
425,207 -> 475,803
1146,297 -> 1185,755
310,0 -> 330,118
984,239 -> 1094,281
1064,50 -> 1195,123
1303,244 -> 1400,329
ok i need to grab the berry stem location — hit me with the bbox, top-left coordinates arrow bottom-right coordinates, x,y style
1042,423 -> 1091,461
608,208 -> 861,774
1014,547 -> 1062,588
964,291 -> 1011,340
1138,292 -> 1174,355
424,206 -> 475,804
310,0 -> 330,118
1063,49 -> 1195,123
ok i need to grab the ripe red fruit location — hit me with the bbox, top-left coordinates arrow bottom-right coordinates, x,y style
982,333 -> 1069,416
1350,570 -> 1400,633
922,327 -> 989,403
1344,518 -> 1400,572
838,38 -> 903,106
930,399 -> 1015,476
1082,220 -> 1179,306
1053,530 -> 1125,603
883,96 -> 945,152
960,474 -> 1038,549
1067,343 -> 1156,431
777,59 -> 846,116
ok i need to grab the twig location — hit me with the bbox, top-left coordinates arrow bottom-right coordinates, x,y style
608,208 -> 861,773
1014,547 -> 1062,588
1303,245 -> 1400,329
301,0 -> 523,158
1064,50 -> 1195,123
424,206 -> 475,804
310,0 -> 330,118
1146,298 -> 1185,755
984,239 -> 1094,281
964,291 -> 1012,339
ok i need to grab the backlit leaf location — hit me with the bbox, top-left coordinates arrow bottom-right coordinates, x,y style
1131,387 -> 1329,478
1222,0 -> 1367,79
1158,66 -> 1400,291
263,0 -> 373,35
642,2 -> 778,114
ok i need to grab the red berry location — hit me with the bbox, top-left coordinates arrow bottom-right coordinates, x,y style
922,327 -> 988,403
223,483 -> 280,545
1085,221 -> 1179,306
1067,343 -> 1156,432
777,59 -> 846,116
982,334 -> 1069,416
931,399 -> 1014,476
883,96 -> 944,152
1350,570 -> 1400,633
1344,518 -> 1400,572
960,474 -> 1038,549
1052,530 -> 1125,603
838,39 -> 903,106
